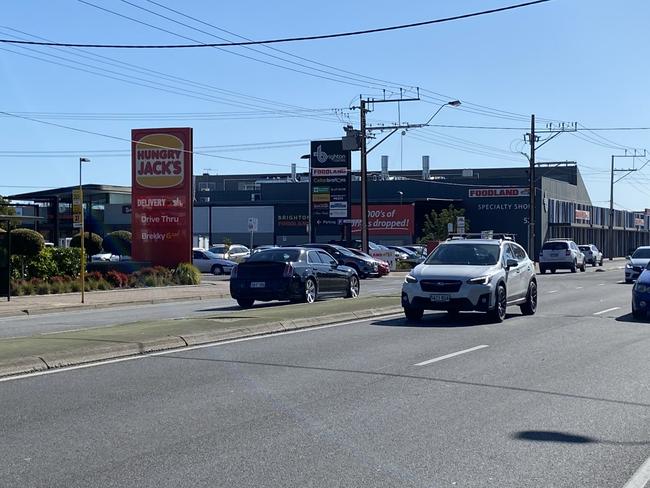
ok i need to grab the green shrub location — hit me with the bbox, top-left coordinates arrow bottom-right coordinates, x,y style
36,281 -> 51,295
96,279 -> 112,291
51,247 -> 81,277
70,280 -> 82,293
49,280 -> 65,294
172,263 -> 201,285
25,247 -> 58,279
396,260 -> 414,271
70,232 -> 103,257
102,230 -> 131,256
10,228 -> 44,258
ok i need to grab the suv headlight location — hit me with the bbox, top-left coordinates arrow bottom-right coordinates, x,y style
405,274 -> 418,283
467,275 -> 492,285
626,263 -> 633,269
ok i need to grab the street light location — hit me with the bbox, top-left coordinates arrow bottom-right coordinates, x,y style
79,157 -> 90,304
423,100 -> 461,126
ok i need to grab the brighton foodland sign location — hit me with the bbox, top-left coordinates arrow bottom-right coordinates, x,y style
131,128 -> 193,267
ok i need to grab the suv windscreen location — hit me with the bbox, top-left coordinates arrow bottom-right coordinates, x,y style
632,248 -> 650,259
579,246 -> 590,252
542,242 -> 568,251
425,243 -> 500,266
246,249 -> 301,263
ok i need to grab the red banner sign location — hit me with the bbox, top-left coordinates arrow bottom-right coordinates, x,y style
575,209 -> 590,221
351,205 -> 414,235
131,128 -> 193,267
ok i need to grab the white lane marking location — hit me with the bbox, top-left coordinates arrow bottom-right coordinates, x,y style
593,307 -> 621,315
415,345 -> 489,367
548,290 -> 558,294
623,455 -> 650,488
0,313 -> 404,383
576,286 -> 583,289
599,283 -> 606,286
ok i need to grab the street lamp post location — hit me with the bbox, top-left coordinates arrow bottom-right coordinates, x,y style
79,157 -> 90,304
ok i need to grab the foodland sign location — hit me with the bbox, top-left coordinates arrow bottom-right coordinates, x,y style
131,128 -> 193,267
468,188 -> 529,198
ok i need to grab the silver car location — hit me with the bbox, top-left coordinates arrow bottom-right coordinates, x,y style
579,244 -> 603,267
539,240 -> 586,273
625,246 -> 650,283
401,237 -> 537,323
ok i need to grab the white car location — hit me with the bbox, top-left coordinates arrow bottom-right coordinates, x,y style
539,240 -> 586,274
192,248 -> 237,275
579,244 -> 603,267
208,244 -> 250,263
401,236 -> 537,322
625,246 -> 650,283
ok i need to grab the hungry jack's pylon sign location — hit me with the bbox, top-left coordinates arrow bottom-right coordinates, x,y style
131,128 -> 193,267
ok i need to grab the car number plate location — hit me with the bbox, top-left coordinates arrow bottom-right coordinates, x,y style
250,282 -> 266,288
550,253 -> 558,257
430,294 -> 450,302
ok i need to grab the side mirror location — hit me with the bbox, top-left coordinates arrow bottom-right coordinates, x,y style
506,259 -> 518,269
626,255 -> 632,260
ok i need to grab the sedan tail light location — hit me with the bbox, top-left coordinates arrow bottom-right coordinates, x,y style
283,263 -> 294,278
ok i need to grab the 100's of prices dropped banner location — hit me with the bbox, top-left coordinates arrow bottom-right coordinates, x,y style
131,128 -> 193,267
351,204 -> 414,235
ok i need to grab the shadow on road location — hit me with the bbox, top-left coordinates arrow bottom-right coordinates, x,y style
197,301 -> 289,313
371,312 -> 517,328
512,430 -> 648,446
615,312 -> 649,324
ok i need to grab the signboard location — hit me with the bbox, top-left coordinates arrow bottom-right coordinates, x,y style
575,209 -> 590,221
248,217 -> 258,232
351,205 -> 414,235
310,140 -> 351,239
457,216 -> 466,233
635,218 -> 644,227
468,187 -> 529,198
369,249 -> 396,271
131,127 -> 193,267
275,204 -> 309,237
72,213 -> 82,229
72,189 -> 82,229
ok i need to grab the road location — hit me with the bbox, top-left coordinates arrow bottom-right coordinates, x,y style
1,266 -> 648,487
0,273 -> 407,339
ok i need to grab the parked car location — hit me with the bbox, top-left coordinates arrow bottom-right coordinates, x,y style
538,240 -> 586,273
347,248 -> 389,276
230,247 -> 360,308
252,245 -> 278,254
401,236 -> 536,322
192,248 -> 237,275
300,243 -> 378,278
631,263 -> 650,318
403,245 -> 428,258
625,246 -> 650,283
386,245 -> 426,267
208,244 -> 250,263
578,244 -> 603,266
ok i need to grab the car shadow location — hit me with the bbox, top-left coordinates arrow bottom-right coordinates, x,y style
197,301 -> 290,313
512,430 -> 648,446
371,312 -> 517,328
615,312 -> 648,323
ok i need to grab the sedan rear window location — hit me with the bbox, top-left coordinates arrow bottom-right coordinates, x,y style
578,246 -> 590,252
246,249 -> 301,263
425,244 -> 500,266
542,242 -> 568,251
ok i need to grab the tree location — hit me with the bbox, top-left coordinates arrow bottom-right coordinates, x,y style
418,205 -> 469,243
9,228 -> 45,277
103,230 -> 132,256
70,232 -> 103,257
0,196 -> 16,230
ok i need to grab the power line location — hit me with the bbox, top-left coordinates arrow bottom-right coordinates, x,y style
0,1 -> 552,48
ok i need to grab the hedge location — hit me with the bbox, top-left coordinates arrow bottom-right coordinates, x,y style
102,230 -> 132,256
10,228 -> 44,258
70,232 -> 103,257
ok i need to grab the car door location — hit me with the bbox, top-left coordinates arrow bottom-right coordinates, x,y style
503,243 -> 525,300
306,251 -> 330,292
512,243 -> 533,293
319,250 -> 347,291
192,250 -> 208,272
570,242 -> 583,265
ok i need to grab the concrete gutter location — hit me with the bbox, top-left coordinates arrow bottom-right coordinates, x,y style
0,304 -> 403,378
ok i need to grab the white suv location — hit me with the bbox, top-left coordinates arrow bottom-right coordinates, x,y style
539,240 -> 586,274
401,237 -> 537,323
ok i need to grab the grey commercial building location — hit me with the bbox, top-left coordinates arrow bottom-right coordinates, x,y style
9,163 -> 649,257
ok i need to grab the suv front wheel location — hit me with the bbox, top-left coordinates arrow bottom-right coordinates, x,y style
520,280 -> 537,315
489,284 -> 507,323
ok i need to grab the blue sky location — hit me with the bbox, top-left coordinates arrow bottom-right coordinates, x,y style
1,0 -> 649,211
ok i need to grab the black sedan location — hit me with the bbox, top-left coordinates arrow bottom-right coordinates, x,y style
230,247 -> 360,308
300,243 -> 379,278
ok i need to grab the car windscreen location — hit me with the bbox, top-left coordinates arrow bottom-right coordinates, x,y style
542,242 -> 568,251
632,248 -> 650,259
333,246 -> 356,257
246,249 -> 301,263
210,246 -> 227,254
578,246 -> 590,252
424,243 -> 500,266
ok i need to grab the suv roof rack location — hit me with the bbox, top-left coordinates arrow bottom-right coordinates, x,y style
446,232 -> 516,242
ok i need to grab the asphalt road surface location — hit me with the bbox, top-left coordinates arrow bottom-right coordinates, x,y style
0,273 -> 407,339
1,267 -> 648,487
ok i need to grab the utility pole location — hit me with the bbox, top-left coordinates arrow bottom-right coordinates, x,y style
354,92 -> 458,253
524,119 -> 577,259
608,150 -> 646,259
